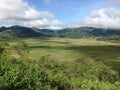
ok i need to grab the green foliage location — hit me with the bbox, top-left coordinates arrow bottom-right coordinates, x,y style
0,52 -> 120,90
97,35 -> 120,43
0,39 -> 120,90
0,42 -> 5,54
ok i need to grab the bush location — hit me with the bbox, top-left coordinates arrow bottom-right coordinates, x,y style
0,42 -> 5,54
0,44 -> 120,90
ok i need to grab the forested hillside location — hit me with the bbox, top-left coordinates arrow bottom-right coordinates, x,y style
0,26 -> 120,38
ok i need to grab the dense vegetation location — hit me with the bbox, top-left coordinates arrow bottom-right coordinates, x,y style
0,26 -> 49,38
97,35 -> 120,43
55,27 -> 120,38
0,26 -> 120,89
0,38 -> 120,90
0,26 -> 120,38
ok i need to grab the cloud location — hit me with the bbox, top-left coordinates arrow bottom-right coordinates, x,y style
71,8 -> 120,29
1,0 -> 120,29
109,0 -> 120,5
0,0 -> 63,29
23,19 -> 49,27
23,19 -> 63,29
0,0 -> 42,21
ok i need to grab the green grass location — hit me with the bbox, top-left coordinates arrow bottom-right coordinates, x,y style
1,37 -> 120,90
6,38 -> 120,72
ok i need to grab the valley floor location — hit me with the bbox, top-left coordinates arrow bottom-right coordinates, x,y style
0,37 -> 120,90
21,38 -> 120,72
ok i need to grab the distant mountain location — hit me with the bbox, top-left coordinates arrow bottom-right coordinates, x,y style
0,25 -> 120,38
0,25 -> 53,38
55,27 -> 120,38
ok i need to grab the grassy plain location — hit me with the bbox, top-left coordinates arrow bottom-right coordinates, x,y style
9,37 -> 120,72
1,37 -> 120,89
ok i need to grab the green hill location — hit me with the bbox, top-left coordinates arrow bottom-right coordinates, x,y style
97,35 -> 120,43
55,27 -> 120,38
0,26 -> 120,38
0,25 -> 52,38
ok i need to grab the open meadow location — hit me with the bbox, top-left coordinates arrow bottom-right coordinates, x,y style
20,38 -> 120,72
0,37 -> 120,90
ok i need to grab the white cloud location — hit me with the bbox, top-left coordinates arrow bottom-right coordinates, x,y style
40,11 -> 54,19
71,8 -> 120,29
23,19 -> 49,27
109,0 -> 120,5
1,0 -> 120,29
0,0 -> 63,29
50,19 -> 63,26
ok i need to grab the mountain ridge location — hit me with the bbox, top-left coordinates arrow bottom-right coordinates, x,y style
0,25 -> 120,38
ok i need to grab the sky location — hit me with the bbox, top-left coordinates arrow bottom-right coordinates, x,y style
0,0 -> 120,29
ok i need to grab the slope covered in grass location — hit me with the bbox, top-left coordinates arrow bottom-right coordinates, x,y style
0,41 -> 120,90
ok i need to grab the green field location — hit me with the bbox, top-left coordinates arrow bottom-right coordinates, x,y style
9,38 -> 120,71
1,38 -> 120,90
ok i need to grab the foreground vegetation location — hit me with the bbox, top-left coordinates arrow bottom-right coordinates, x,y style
0,38 -> 120,90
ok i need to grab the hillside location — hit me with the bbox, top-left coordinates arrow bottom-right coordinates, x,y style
0,26 -> 52,38
55,27 -> 120,38
0,26 -> 120,38
97,35 -> 120,43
